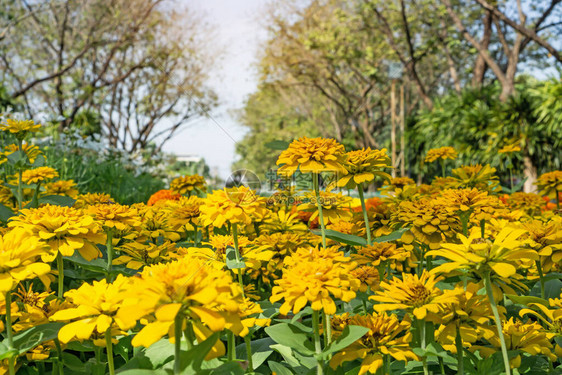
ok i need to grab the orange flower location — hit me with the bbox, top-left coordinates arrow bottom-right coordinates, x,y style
147,189 -> 181,206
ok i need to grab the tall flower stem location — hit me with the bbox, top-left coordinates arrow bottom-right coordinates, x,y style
312,310 -> 324,375
440,160 -> 446,178
455,325 -> 464,375
105,230 -> 114,282
5,291 -> 15,375
357,183 -> 372,246
174,313 -> 184,374
56,252 -> 64,299
227,331 -> 236,361
323,311 -> 332,346
231,223 -> 246,298
105,327 -> 115,375
313,173 -> 327,249
536,260 -> 546,299
184,321 -> 195,351
483,272 -> 510,375
416,318 -> 429,375
244,335 -> 254,372
16,139 -> 23,210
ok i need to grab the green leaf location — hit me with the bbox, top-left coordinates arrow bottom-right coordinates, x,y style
0,323 -> 64,359
176,332 -> 221,373
209,361 -> 244,375
32,154 -> 46,167
118,369 -> 169,375
38,195 -> 76,207
321,325 -> 369,359
310,229 -> 366,247
235,337 -> 275,369
372,228 -> 409,243
143,338 -> 174,368
65,253 -> 108,274
267,361 -> 295,375
265,323 -> 316,355
265,140 -> 290,150
0,203 -> 14,222
6,150 -> 29,168
225,246 -> 246,269
505,294 -> 548,307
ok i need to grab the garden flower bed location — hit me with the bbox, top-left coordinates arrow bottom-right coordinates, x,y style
0,120 -> 560,375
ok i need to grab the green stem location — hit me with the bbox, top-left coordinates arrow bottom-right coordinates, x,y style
5,291 -> 13,348
244,335 -> 254,372
184,321 -> 194,351
106,230 -> 114,281
5,291 -> 14,375
441,159 -> 446,178
416,318 -> 429,375
56,252 -> 64,299
321,311 -> 332,349
536,260 -> 545,300
557,190 -> 560,210
358,183 -> 372,246
313,173 -> 327,249
455,325 -> 464,375
232,223 -> 246,298
312,310 -> 324,375
483,272 -> 511,375
193,223 -> 199,247
508,165 -> 513,191
105,327 -> 115,375
30,182 -> 41,208
227,331 -> 235,361
438,356 -> 446,375
17,139 -> 22,210
174,313 -> 184,375
55,339 -> 64,375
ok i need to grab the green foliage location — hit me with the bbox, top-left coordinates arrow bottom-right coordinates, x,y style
409,78 -> 562,183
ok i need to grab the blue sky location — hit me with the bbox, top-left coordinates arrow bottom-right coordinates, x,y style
163,0 -> 268,179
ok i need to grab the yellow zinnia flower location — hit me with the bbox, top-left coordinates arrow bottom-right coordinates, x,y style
428,226 -> 538,279
504,192 -> 547,216
0,228 -> 50,294
451,164 -> 500,192
8,205 -> 105,261
0,119 -> 41,136
43,180 -> 79,198
337,148 -> 391,189
170,174 -> 207,196
370,271 -> 460,320
424,146 -> 457,163
73,193 -> 114,208
135,203 -> 181,242
298,191 -> 353,225
114,240 -> 177,270
117,257 -> 243,359
270,249 -> 359,315
470,318 -> 556,368
86,203 -> 142,232
164,196 -> 203,232
498,144 -> 521,154
329,312 -> 417,375
435,283 -> 499,352
50,275 -> 133,345
536,170 -> 562,200
3,143 -> 42,164
21,167 -> 58,185
276,136 -> 347,175
199,186 -> 267,228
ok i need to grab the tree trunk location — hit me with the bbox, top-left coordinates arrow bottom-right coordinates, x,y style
472,10 -> 493,87
523,154 -> 537,193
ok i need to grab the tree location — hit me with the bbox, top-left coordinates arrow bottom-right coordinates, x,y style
0,0 -> 216,152
442,0 -> 562,100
